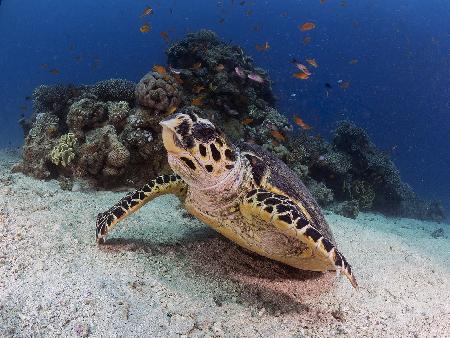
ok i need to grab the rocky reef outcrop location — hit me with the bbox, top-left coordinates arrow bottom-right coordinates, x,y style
13,30 -> 445,222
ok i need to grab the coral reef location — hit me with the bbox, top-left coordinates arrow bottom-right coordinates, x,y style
166,29 -> 287,146
285,120 -> 445,221
15,75 -> 169,187
14,30 -> 445,222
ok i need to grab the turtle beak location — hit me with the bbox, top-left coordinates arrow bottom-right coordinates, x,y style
159,113 -> 180,130
160,114 -> 183,154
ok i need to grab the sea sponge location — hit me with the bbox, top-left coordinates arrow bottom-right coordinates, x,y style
50,133 -> 77,167
135,71 -> 181,113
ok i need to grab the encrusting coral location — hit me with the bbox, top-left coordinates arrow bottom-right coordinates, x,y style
50,133 -> 77,167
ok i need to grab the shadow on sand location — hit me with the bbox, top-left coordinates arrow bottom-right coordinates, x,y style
100,226 -> 337,317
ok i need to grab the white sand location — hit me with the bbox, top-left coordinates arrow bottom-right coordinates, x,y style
0,149 -> 449,337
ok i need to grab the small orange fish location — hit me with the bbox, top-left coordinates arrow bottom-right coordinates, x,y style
191,62 -> 202,70
192,85 -> 205,94
320,0 -> 327,4
299,22 -> 316,32
140,23 -> 151,33
292,71 -> 309,80
140,7 -> 153,17
241,117 -> 254,125
293,115 -> 312,130
270,130 -> 286,142
339,81 -> 350,89
255,41 -> 270,52
191,96 -> 203,106
215,64 -> 225,71
49,68 -> 60,75
349,59 -> 358,65
160,31 -> 169,42
40,63 -> 49,69
19,105 -> 28,111
152,65 -> 167,75
306,58 -> 318,68
303,36 -> 312,45
166,105 -> 177,115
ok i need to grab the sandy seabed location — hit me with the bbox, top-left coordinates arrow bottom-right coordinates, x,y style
0,149 -> 449,337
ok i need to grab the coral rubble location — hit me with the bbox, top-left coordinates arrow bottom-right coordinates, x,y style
13,30 -> 445,222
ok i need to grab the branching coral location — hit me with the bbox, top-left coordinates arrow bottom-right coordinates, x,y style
50,133 -> 77,167
90,79 -> 136,103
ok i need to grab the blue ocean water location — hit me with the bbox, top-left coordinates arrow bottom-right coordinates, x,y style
0,0 -> 448,216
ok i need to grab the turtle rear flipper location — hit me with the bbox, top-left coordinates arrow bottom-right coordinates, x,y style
240,188 -> 358,288
96,174 -> 187,243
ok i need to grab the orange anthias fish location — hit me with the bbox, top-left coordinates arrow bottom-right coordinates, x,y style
292,71 -> 309,80
270,130 -> 286,142
293,115 -> 312,130
166,105 -> 177,115
160,31 -> 169,42
306,58 -> 318,68
255,41 -> 270,52
191,62 -> 202,70
49,69 -> 60,75
349,59 -> 358,65
241,117 -> 254,125
191,96 -> 204,106
338,80 -> 350,89
215,64 -> 225,71
303,36 -> 312,45
299,22 -> 316,32
140,23 -> 151,33
292,59 -> 311,75
152,65 -> 167,75
140,6 -> 153,17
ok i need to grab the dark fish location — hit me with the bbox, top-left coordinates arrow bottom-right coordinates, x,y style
325,83 -> 332,89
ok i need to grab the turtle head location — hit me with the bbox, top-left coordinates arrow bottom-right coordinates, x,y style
160,110 -> 239,189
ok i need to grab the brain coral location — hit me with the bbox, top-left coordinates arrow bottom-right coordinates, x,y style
135,71 -> 181,113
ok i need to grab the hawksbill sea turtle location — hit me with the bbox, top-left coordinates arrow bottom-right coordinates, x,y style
96,109 -> 358,288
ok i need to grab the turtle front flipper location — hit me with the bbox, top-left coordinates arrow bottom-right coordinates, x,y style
240,188 -> 358,288
96,174 -> 187,244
